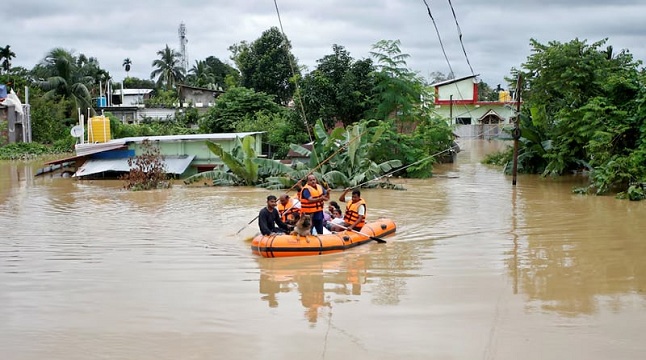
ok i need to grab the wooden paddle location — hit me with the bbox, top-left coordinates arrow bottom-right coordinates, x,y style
235,130 -> 367,237
335,224 -> 387,244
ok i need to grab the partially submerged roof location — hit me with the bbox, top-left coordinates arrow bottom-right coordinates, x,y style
117,132 -> 263,143
74,132 -> 264,157
75,155 -> 195,178
45,143 -> 128,165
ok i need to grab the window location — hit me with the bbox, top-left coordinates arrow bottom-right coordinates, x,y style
455,117 -> 471,125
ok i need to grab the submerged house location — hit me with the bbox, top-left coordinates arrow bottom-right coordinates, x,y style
42,126 -> 264,179
0,86 -> 32,145
431,74 -> 520,139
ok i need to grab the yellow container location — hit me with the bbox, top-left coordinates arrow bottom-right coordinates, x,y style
498,90 -> 512,102
88,116 -> 111,143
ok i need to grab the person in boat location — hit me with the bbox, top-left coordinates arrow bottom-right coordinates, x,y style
299,174 -> 329,235
258,195 -> 293,236
277,194 -> 301,225
326,207 -> 346,232
338,188 -> 367,231
323,201 -> 340,227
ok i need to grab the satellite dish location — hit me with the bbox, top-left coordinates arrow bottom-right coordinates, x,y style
70,125 -> 84,138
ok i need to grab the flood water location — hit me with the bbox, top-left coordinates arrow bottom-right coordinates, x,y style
1,139 -> 645,360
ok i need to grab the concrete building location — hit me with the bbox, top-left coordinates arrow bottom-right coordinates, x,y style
431,75 -> 520,139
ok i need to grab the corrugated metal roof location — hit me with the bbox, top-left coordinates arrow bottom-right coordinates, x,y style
113,89 -> 154,96
74,141 -> 128,157
72,132 -> 263,158
430,74 -> 480,87
74,155 -> 195,177
116,132 -> 264,143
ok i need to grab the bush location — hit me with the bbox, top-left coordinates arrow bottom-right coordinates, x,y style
120,139 -> 171,191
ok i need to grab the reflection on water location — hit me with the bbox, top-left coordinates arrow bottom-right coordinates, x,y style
2,140 -> 646,359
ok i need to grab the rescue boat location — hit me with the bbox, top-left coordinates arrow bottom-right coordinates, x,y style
251,218 -> 396,258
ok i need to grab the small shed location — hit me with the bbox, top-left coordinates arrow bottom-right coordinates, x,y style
0,89 -> 31,145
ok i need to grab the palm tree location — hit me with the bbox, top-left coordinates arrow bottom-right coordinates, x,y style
150,45 -> 185,90
187,60 -> 215,88
37,48 -> 94,113
0,45 -> 16,74
122,58 -> 132,77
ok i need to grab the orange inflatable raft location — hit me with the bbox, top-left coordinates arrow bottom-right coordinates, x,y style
251,218 -> 396,258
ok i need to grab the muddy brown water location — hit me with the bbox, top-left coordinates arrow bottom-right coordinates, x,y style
1,139 -> 645,360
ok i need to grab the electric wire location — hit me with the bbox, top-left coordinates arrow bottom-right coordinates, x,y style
423,1 -> 486,129
447,0 -> 475,75
272,0 -> 316,153
421,0 -> 454,78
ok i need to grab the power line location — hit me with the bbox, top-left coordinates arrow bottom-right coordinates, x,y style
421,0 -> 454,78
272,0 -> 315,144
447,0 -> 475,75
421,0 -> 478,123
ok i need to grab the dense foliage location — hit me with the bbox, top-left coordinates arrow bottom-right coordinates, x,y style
490,38 -> 646,199
3,33 -> 459,186
229,27 -> 299,105
121,139 -> 171,191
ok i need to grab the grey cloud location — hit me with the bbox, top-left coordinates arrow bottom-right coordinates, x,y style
4,0 -> 646,88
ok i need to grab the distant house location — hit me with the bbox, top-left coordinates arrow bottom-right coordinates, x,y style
99,85 -> 226,123
96,88 -> 168,124
431,74 -> 520,139
111,88 -> 153,106
178,84 -> 224,109
283,142 -> 313,165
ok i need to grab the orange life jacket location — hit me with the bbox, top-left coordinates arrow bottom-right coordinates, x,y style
277,198 -> 299,223
300,184 -> 324,214
344,198 -> 367,228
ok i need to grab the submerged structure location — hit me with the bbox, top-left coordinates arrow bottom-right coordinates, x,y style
41,115 -> 263,179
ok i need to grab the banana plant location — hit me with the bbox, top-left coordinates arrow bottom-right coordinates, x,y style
184,136 -> 292,186
284,119 -> 402,188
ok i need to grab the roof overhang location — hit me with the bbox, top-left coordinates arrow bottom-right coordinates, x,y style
74,154 -> 195,177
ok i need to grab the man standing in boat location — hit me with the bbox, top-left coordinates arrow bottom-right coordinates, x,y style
299,175 -> 329,234
259,195 -> 292,235
338,188 -> 367,231
277,194 -> 301,225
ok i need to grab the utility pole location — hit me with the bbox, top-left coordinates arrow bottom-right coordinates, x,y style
449,94 -> 453,124
511,74 -> 522,186
178,22 -> 188,73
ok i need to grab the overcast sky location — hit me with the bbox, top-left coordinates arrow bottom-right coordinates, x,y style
6,0 -> 646,88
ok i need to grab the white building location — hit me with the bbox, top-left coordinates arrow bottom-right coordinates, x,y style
431,75 -> 520,139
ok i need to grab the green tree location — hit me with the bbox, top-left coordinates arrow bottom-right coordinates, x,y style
0,66 -> 30,91
511,38 -> 646,197
300,45 -> 376,128
204,56 -> 239,90
478,81 -> 499,101
29,95 -> 72,144
522,39 -> 643,175
150,45 -> 185,90
235,107 -> 309,159
34,48 -> 94,115
369,40 -> 426,130
122,58 -> 132,77
198,86 -> 281,133
229,27 -> 299,105
123,76 -> 156,89
186,60 -> 215,88
0,45 -> 16,74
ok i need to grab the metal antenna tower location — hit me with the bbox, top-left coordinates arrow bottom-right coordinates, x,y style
178,22 -> 188,72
